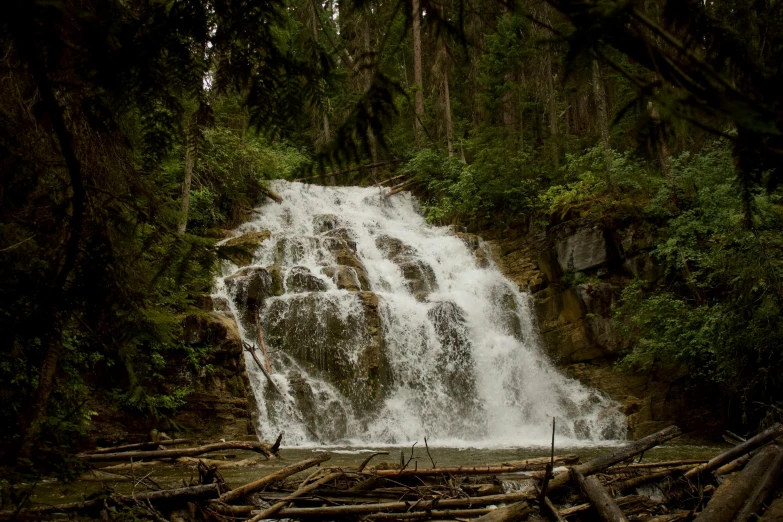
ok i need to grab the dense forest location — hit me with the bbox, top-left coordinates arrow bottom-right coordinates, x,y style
1,0 -> 782,487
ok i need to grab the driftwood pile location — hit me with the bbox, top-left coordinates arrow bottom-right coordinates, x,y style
3,424 -> 783,521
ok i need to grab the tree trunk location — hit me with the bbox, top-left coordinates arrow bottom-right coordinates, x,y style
248,471 -> 343,522
547,425 -> 682,491
698,444 -> 783,522
592,59 -> 611,150
412,0 -> 425,142
442,41 -> 454,157
684,423 -> 782,479
572,469 -> 629,522
269,491 -> 535,518
177,121 -> 195,236
77,440 -> 277,462
734,443 -> 783,522
546,50 -> 559,167
474,501 -> 530,522
503,73 -> 514,131
217,453 -> 331,504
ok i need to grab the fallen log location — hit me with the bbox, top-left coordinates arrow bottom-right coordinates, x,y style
86,438 -> 192,454
610,465 -> 692,494
372,463 -> 569,478
696,443 -> 782,522
473,501 -> 530,522
546,425 -> 682,492
0,484 -> 220,518
364,508 -> 495,519
572,468 -> 629,522
372,172 -> 411,187
734,443 -> 783,522
606,459 -> 707,471
248,471 -> 343,522
683,422 -> 783,479
500,454 -> 579,470
77,441 -> 275,462
261,186 -> 283,204
266,491 -> 536,518
543,496 -> 567,522
387,179 -> 420,196
217,452 -> 331,504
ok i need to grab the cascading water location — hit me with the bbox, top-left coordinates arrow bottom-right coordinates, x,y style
214,181 -> 625,447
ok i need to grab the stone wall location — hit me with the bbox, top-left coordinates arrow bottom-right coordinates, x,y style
476,216 -> 722,440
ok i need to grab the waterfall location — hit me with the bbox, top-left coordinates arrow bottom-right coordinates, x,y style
214,181 -> 625,447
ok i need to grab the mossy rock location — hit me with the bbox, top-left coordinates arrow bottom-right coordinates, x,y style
222,230 -> 271,266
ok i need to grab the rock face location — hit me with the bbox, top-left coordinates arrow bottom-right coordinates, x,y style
85,308 -> 257,447
222,230 -> 271,266
483,217 -> 722,439
376,235 -> 438,300
264,291 -> 391,413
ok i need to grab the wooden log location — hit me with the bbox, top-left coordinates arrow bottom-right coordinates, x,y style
77,441 -> 274,462
473,501 -> 530,522
543,496 -> 567,522
546,425 -> 682,492
261,186 -> 283,204
734,443 -> 783,521
365,508 -> 495,519
387,179 -> 420,196
696,443 -> 782,522
267,491 -> 536,518
611,465 -> 693,494
572,468 -> 629,522
758,496 -> 783,521
373,172 -> 411,187
86,439 -> 192,454
0,484 -> 220,517
684,423 -> 783,479
217,453 -> 331,504
372,463 -> 569,478
606,459 -> 707,471
713,453 -> 752,476
247,471 -> 343,522
500,454 -> 579,469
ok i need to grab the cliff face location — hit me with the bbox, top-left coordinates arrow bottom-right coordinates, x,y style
84,302 -> 258,447
477,216 -> 723,440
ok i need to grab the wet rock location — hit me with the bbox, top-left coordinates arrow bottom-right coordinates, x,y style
331,244 -> 371,291
264,291 -> 390,413
428,302 -> 476,400
376,235 -> 438,298
556,227 -> 607,272
321,227 -> 357,252
285,266 -> 327,293
222,230 -> 271,266
618,222 -> 656,257
274,236 -> 322,266
399,260 -> 437,298
224,266 -> 284,328
313,214 -> 342,234
490,284 -> 524,340
322,265 -> 362,291
375,235 -> 416,262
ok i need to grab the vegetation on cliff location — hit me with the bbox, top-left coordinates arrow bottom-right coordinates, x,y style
1,0 -> 782,484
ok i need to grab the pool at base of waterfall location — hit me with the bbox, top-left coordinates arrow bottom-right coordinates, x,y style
30,442 -> 726,506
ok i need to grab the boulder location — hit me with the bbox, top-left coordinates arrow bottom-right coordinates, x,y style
375,235 -> 415,262
556,227 -> 608,272
222,230 -> 271,266
331,244 -> 371,291
285,266 -> 327,293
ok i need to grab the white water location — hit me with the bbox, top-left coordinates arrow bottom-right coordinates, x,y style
214,181 -> 625,447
